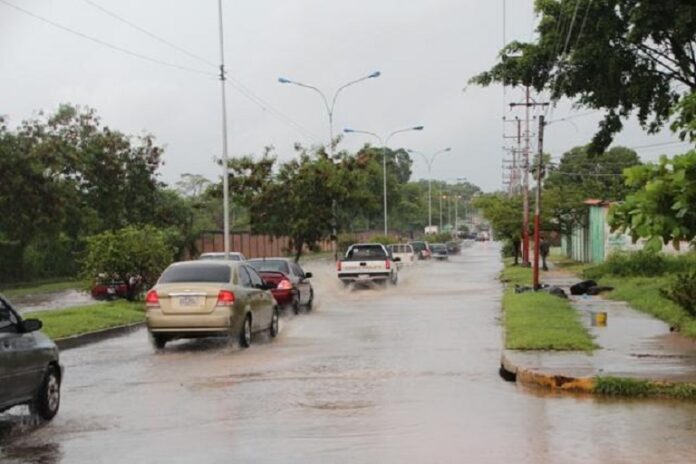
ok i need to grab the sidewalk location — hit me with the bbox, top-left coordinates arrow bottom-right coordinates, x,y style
502,266 -> 696,392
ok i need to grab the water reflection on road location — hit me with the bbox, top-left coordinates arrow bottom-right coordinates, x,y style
2,243 -> 696,463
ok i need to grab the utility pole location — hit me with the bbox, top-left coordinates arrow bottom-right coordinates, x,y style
217,0 -> 230,259
533,115 -> 545,289
509,87 -> 548,267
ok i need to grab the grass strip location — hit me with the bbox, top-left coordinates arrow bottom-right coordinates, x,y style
23,301 -> 144,340
600,276 -> 696,339
503,290 -> 597,351
3,279 -> 87,299
500,259 -> 532,286
594,376 -> 696,400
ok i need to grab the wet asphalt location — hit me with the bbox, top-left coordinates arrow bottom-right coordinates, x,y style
2,243 -> 696,463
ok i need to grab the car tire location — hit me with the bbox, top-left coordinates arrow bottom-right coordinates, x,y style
305,289 -> 314,311
269,307 -> 279,337
31,365 -> 61,421
151,334 -> 167,350
240,314 -> 252,348
292,297 -> 300,315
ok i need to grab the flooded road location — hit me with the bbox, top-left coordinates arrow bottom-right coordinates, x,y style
2,243 -> 696,463
13,290 -> 98,313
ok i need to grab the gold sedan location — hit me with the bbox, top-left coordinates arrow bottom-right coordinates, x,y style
145,261 -> 279,350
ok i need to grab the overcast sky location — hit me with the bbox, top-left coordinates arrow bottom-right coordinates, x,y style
1,0 -> 690,192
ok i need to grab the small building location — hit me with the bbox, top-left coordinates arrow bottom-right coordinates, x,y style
562,199 -> 688,263
562,199 -> 633,264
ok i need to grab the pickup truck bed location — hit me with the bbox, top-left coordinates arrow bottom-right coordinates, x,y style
337,243 -> 398,285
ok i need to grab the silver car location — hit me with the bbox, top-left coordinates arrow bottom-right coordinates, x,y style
0,295 -> 62,421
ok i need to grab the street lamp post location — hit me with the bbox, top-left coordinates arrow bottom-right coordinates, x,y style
344,126 -> 424,235
277,71 -> 381,156
439,192 -> 445,231
407,148 -> 451,229
278,71 -> 381,260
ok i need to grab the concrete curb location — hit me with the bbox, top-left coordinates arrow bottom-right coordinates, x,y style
500,352 -> 596,393
55,321 -> 145,351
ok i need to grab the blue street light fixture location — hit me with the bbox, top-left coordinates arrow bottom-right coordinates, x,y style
278,72 -> 381,260
343,126 -> 425,234
277,71 -> 381,155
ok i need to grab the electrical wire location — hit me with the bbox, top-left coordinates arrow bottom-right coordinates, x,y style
4,0 -> 320,142
0,0 -> 215,77
80,0 -> 217,68
82,0 -> 320,142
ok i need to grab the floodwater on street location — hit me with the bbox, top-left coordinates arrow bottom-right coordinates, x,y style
1,243 -> 696,463
13,290 -> 98,314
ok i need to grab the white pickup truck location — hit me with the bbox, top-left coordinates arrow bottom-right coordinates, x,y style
337,243 -> 400,285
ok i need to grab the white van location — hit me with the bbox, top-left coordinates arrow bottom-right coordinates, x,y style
388,244 -> 415,266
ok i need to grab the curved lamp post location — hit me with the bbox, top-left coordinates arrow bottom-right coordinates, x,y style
278,71 -> 380,260
277,71 -> 381,155
407,147 -> 451,229
344,126 -> 424,234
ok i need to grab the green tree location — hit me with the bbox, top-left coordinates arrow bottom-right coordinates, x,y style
544,145 -> 641,234
471,0 -> 696,151
609,150 -> 696,251
82,225 -> 175,299
473,193 -> 525,263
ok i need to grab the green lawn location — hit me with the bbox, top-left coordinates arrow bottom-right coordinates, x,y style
594,376 -> 696,399
503,290 -> 597,351
500,259 -> 532,286
23,301 -> 144,340
601,276 -> 696,339
3,279 -> 87,299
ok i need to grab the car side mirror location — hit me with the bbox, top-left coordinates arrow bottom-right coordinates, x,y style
394,257 -> 401,262
304,272 -> 313,279
21,319 -> 42,333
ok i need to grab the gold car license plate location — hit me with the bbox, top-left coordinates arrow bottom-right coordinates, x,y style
179,295 -> 198,306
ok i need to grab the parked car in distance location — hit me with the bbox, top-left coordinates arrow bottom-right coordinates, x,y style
430,243 -> 449,260
337,243 -> 399,286
199,252 -> 247,261
475,231 -> 490,241
91,278 -> 128,300
388,243 -> 415,266
145,261 -> 278,350
446,241 -> 461,255
248,258 -> 314,314
409,241 -> 432,260
0,295 -> 62,421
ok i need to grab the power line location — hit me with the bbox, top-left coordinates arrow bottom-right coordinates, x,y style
629,140 -> 692,150
4,0 -> 319,142
81,0 -> 319,142
0,0 -> 215,77
81,0 -> 217,68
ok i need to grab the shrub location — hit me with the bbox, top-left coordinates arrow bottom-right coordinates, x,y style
501,240 -> 516,258
82,225 -> 175,298
337,233 -> 359,254
584,250 -> 696,279
424,232 -> 452,243
661,271 -> 696,317
369,234 -> 399,245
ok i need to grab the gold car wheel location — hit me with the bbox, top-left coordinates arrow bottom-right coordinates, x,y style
240,315 -> 252,348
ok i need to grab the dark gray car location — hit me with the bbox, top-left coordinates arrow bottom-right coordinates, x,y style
0,295 -> 62,420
